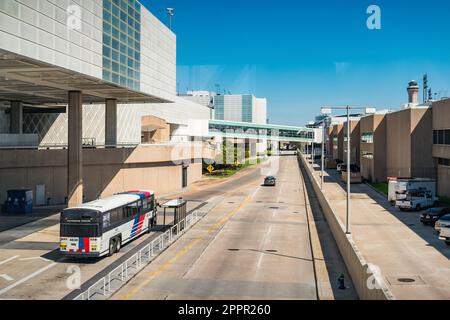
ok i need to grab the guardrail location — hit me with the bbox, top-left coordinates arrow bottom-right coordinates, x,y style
73,210 -> 201,300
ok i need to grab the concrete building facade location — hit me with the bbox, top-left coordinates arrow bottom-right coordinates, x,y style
343,120 -> 361,165
183,91 -> 267,125
386,106 -> 435,179
332,124 -> 344,161
360,113 -> 387,183
432,98 -> 450,197
0,0 -> 214,206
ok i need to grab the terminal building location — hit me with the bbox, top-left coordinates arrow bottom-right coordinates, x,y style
181,91 -> 267,125
432,98 -> 450,197
0,0 -> 214,207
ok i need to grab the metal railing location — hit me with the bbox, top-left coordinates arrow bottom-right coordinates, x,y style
73,210 -> 201,300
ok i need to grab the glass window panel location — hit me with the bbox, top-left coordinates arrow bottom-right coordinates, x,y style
112,38 -> 119,50
104,11 -> 111,22
112,61 -> 119,72
445,130 -> 450,145
103,34 -> 111,46
438,130 -> 444,144
112,73 -> 119,83
112,49 -> 119,61
112,15 -> 119,27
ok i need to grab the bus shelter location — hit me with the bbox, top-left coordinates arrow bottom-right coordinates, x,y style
161,198 -> 187,228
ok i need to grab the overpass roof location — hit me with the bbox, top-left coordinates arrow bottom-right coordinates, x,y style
0,50 -> 170,105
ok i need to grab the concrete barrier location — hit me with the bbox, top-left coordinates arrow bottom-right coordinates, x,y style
298,153 -> 395,300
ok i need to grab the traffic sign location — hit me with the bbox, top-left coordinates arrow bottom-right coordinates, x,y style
207,164 -> 215,173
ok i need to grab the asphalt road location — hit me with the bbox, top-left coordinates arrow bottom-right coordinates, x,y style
113,155 -> 321,300
0,154 -> 354,300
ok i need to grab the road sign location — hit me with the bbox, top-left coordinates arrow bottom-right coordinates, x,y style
234,160 -> 241,166
207,164 -> 215,173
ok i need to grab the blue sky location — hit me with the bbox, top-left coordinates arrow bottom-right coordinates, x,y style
140,0 -> 450,125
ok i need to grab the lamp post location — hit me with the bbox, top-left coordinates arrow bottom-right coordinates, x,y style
321,106 -> 375,234
321,124 -> 325,190
166,8 -> 174,30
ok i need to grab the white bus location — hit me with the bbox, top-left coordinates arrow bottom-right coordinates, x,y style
60,190 -> 157,258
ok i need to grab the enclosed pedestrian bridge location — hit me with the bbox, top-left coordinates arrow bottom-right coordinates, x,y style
208,120 -> 318,143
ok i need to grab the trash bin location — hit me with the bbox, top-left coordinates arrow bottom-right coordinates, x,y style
6,189 -> 33,214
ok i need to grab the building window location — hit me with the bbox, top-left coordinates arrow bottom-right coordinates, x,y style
438,158 -> 450,167
361,132 -> 374,144
102,0 -> 141,91
433,129 -> 450,145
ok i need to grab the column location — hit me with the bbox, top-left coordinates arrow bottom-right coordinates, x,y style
10,101 -> 23,134
67,91 -> 83,207
105,99 -> 117,147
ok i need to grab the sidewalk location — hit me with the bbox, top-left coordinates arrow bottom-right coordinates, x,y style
305,159 -> 450,300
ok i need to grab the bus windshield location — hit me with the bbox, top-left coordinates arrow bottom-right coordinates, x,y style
61,209 -> 99,223
60,209 -> 101,237
60,223 -> 100,237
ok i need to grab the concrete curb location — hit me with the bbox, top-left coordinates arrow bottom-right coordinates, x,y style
298,154 -> 395,300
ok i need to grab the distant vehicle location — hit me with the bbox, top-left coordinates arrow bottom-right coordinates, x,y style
393,179 -> 438,211
60,190 -> 157,258
396,189 -> 438,211
340,164 -> 360,173
389,178 -> 436,204
435,214 -> 450,234
420,208 -> 450,226
264,176 -> 276,186
438,221 -> 450,245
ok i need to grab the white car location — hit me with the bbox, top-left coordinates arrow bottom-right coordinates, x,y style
439,225 -> 450,246
435,214 -> 450,235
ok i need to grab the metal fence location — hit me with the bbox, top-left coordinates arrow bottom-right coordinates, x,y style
73,210 -> 201,300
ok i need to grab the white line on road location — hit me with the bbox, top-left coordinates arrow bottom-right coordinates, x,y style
18,257 -> 51,262
0,256 -> 20,267
0,262 -> 57,296
0,274 -> 14,281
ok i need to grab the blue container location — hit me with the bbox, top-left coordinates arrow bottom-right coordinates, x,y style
6,189 -> 33,214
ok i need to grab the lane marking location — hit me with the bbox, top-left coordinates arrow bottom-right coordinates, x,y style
0,274 -> 13,281
18,257 -> 51,262
0,263 -> 57,296
0,256 -> 19,267
119,192 -> 255,300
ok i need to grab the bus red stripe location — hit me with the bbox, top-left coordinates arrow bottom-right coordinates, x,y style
84,238 -> 90,252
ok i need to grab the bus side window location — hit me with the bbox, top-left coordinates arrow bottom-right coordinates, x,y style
123,206 -> 132,219
142,198 -> 149,211
149,195 -> 155,210
111,208 -> 122,225
103,212 -> 111,228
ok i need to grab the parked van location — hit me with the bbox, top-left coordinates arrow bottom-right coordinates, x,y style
393,178 -> 438,211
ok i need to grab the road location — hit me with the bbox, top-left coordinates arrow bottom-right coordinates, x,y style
0,154 -> 354,300
112,155 -> 355,300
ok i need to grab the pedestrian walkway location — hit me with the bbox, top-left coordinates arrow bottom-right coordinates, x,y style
305,159 -> 450,299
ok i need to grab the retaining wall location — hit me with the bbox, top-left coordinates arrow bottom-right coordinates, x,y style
298,153 -> 395,300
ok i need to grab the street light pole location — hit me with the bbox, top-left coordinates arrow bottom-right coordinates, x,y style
321,125 -> 325,190
346,105 -> 351,234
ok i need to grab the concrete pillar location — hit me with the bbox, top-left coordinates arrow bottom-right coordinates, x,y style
67,91 -> 83,207
10,101 -> 23,134
105,99 -> 117,146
